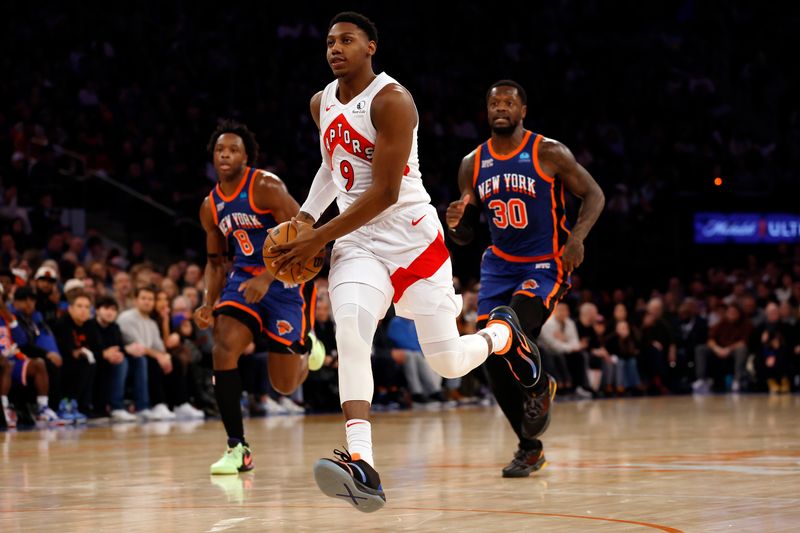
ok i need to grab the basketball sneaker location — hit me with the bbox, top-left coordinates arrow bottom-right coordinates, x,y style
57,398 -> 76,424
313,449 -> 386,513
307,331 -> 325,372
70,399 -> 88,424
2,405 -> 15,429
487,306 -> 542,388
210,441 -> 254,475
36,405 -> 62,424
502,447 -> 548,478
521,374 -> 557,440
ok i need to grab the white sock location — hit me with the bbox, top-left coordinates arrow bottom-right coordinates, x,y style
1,395 -> 8,409
345,419 -> 374,467
37,396 -> 49,409
481,323 -> 511,353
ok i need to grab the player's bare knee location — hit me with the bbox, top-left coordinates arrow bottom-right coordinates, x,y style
270,375 -> 299,396
212,339 -> 239,369
29,358 -> 46,374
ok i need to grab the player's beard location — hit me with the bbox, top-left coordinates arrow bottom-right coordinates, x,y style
490,120 -> 518,136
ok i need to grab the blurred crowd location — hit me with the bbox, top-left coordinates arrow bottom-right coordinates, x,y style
1,3 -> 799,430
0,235 -> 797,430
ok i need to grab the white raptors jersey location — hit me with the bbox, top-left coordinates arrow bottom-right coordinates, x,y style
319,72 -> 431,221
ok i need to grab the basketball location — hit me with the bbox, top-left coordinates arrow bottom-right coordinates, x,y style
262,221 -> 326,284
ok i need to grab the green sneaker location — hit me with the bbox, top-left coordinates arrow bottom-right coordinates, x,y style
307,331 -> 325,372
210,442 -> 254,475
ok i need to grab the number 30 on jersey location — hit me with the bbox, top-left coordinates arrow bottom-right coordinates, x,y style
488,199 -> 528,229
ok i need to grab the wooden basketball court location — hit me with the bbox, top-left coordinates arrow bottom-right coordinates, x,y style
2,395 -> 798,532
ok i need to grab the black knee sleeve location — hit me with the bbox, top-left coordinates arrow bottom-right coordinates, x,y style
509,293 -> 549,339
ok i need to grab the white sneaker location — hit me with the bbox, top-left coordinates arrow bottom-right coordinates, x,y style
153,403 -> 177,421
731,380 -> 741,393
574,386 -> 593,399
36,406 -> 61,424
278,397 -> 305,415
137,408 -> 158,421
110,409 -> 137,423
692,379 -> 710,394
3,407 -> 16,428
174,402 -> 205,420
263,396 -> 288,415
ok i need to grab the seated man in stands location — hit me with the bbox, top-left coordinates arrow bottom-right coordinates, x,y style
693,303 -> 752,393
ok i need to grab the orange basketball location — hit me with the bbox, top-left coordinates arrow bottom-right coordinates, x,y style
263,221 -> 326,284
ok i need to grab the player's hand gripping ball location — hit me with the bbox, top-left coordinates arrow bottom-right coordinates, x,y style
262,221 -> 326,284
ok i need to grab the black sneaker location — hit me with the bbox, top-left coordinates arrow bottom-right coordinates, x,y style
521,374 -> 557,440
313,449 -> 386,513
487,306 -> 542,388
502,447 -> 548,478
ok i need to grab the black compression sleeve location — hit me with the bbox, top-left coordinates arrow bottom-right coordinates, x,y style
448,203 -> 480,245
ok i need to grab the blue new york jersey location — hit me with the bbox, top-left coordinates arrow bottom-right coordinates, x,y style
209,166 -> 277,272
472,130 -> 570,261
472,131 -> 572,321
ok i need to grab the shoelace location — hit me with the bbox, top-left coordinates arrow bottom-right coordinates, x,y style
333,447 -> 353,462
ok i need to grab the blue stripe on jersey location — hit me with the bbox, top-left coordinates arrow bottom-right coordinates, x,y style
209,167 -> 277,269
472,131 -> 570,260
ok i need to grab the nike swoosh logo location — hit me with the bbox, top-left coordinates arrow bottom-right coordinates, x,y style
243,454 -> 252,467
411,215 -> 426,226
325,105 -> 334,111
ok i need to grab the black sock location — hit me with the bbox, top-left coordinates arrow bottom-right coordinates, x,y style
214,369 -> 245,445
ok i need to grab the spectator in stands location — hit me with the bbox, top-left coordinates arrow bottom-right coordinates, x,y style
90,296 -> 137,422
693,303 -> 752,393
538,302 -> 584,395
753,302 -> 791,394
113,271 -> 134,310
640,297 -> 677,394
117,286 -> 175,420
53,290 -> 98,421
1,290 -> 60,425
33,265 -> 60,328
388,316 -> 443,405
606,320 -> 642,394
675,298 -> 708,390
11,286 -> 63,411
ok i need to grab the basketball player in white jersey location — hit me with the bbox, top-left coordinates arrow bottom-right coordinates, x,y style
271,12 -> 542,512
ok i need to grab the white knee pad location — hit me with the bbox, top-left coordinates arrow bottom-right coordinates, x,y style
416,303 -> 489,379
331,283 -> 386,404
422,338 -> 467,379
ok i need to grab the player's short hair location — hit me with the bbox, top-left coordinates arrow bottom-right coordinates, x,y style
207,119 -> 260,165
67,290 -> 92,306
486,79 -> 528,105
134,285 -> 156,298
329,12 -> 378,44
95,296 -> 119,310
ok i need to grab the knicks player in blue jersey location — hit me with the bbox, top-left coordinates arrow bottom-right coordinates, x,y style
447,80 -> 604,478
193,120 -> 323,475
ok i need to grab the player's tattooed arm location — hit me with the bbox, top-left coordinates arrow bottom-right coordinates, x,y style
447,150 -> 481,245
537,138 -> 605,272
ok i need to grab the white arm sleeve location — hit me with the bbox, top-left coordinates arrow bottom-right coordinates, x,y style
300,163 -> 338,222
